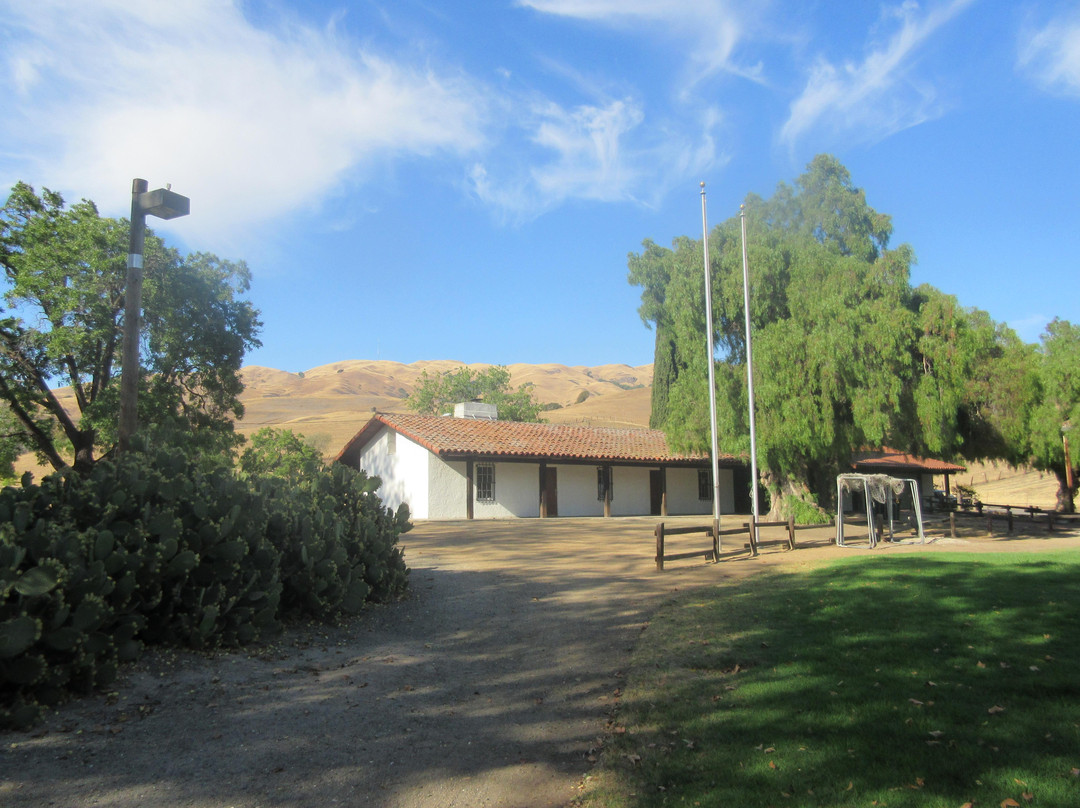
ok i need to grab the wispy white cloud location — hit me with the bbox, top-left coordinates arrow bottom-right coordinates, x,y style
518,0 -> 760,84
469,96 -> 724,221
0,0 -> 485,247
1018,11 -> 1080,96
779,0 -> 973,150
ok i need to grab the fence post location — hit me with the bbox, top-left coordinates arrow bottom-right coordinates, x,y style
1006,507 -> 1013,534
1048,511 -> 1055,533
949,511 -> 956,539
745,522 -> 757,557
711,523 -> 719,561
655,522 -> 665,571
786,516 -> 796,550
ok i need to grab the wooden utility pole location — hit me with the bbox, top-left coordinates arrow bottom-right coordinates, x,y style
118,179 -> 189,453
118,179 -> 149,453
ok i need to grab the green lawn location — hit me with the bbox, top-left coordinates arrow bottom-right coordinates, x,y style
579,552 -> 1080,808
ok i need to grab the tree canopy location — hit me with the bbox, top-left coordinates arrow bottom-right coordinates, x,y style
0,181 -> 262,472
1026,319 -> 1080,511
629,155 -> 1071,516
406,365 -> 542,422
238,427 -> 326,483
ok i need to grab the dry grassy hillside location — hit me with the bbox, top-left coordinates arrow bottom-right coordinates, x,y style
952,460 -> 1061,511
236,360 -> 654,454
13,360 -> 1065,511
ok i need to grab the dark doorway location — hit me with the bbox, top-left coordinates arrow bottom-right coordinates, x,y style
649,469 -> 663,515
733,466 -> 753,513
544,468 -> 559,517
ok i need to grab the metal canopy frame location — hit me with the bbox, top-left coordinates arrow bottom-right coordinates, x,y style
835,473 -> 925,549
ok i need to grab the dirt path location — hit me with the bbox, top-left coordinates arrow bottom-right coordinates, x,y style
2,516 -> 1077,808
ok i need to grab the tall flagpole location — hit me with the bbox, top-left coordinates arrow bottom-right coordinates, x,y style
701,183 -> 722,549
740,205 -> 761,542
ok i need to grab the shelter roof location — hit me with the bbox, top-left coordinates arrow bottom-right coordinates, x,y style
335,413 -> 737,467
851,447 -> 966,474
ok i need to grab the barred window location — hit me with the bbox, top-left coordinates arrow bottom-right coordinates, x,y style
597,467 -> 612,501
698,469 -> 712,501
476,463 -> 495,502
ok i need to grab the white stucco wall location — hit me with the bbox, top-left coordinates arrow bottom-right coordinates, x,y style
920,473 -> 934,498
611,466 -> 651,516
358,427 -> 432,519
428,457 -> 468,519
473,462 -> 540,518
666,467 -> 734,515
556,465 -> 604,517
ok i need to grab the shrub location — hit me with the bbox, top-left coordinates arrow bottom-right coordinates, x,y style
0,432 -> 410,728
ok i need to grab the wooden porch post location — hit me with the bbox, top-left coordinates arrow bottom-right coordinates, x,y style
603,464 -> 612,518
660,466 -> 668,516
539,462 -> 548,518
466,460 -> 474,520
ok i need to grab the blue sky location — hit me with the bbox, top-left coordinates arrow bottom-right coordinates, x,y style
2,0 -> 1078,373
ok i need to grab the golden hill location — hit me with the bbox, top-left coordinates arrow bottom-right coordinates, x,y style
235,360 -> 654,455
15,359 -> 1061,510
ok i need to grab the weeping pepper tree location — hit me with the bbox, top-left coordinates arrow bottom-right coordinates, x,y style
630,155 -> 1020,519
1027,319 -> 1080,512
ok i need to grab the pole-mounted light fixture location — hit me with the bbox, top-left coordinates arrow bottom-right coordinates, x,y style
118,179 -> 190,452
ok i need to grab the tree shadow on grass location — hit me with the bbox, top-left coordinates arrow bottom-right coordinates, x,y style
612,554 -> 1080,807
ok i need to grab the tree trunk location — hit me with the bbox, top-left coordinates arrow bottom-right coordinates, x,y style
760,468 -> 827,522
1053,466 -> 1076,514
71,431 -> 97,473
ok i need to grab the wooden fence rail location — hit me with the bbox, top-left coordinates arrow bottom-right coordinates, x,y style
948,503 -> 1058,537
746,518 -> 795,556
654,523 -> 751,571
655,523 -> 721,571
655,518 -> 837,569
745,518 -> 836,556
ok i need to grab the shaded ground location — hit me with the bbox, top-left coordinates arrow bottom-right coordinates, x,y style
2,515 -> 1077,808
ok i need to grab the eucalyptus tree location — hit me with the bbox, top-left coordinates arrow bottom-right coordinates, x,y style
0,181 -> 261,471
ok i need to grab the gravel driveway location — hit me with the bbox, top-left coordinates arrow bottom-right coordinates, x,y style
3,516 -> 1075,807
0,517 -> 739,807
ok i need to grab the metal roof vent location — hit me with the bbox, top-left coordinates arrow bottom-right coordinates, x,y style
453,401 -> 498,420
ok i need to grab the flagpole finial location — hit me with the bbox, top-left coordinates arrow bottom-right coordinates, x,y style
700,181 -> 705,191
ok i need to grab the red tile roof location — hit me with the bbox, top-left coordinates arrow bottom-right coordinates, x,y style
852,447 -> 966,474
335,413 -> 733,467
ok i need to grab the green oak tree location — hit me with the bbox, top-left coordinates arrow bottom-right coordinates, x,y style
0,181 -> 261,471
406,365 -> 542,422
239,427 -> 326,483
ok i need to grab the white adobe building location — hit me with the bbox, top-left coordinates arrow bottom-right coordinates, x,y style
335,405 -> 742,520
